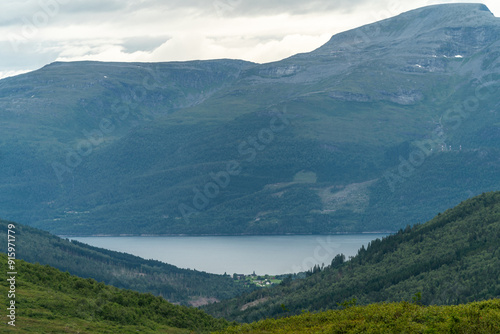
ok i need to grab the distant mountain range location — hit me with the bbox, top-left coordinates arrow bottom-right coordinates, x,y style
1,3 -> 499,235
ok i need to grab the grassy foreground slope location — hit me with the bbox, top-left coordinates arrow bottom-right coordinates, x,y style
0,253 -> 230,333
205,191 -> 500,322
218,300 -> 500,334
0,219 -> 252,306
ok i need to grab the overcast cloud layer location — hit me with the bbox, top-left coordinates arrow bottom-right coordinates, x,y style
1,0 -> 499,79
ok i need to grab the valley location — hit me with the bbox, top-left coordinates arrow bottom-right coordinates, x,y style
1,3 -> 500,333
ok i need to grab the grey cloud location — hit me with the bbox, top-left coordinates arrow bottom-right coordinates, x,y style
121,36 -> 171,53
0,0 -> 125,26
54,0 -> 126,15
1,0 -> 371,29
211,0 -> 370,16
0,1 -> 40,26
123,0 -> 371,17
0,1 -> 130,44
0,40 -> 59,71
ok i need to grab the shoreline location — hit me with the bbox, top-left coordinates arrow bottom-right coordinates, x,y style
58,231 -> 395,238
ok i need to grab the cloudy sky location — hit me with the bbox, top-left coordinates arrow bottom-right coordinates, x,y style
1,0 -> 499,79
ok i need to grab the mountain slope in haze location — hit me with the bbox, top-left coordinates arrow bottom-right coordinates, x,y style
0,253 -> 230,333
204,191 -> 500,322
1,4 -> 500,235
0,219 -> 253,306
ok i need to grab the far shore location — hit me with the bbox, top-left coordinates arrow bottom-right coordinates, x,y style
59,231 -> 394,238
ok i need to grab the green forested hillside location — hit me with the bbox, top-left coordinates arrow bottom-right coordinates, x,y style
0,220 -> 253,305
2,255 -> 499,334
217,300 -> 500,333
205,192 -> 500,322
0,253 -> 230,333
1,4 -> 500,235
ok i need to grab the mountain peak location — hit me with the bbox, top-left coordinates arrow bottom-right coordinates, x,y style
391,3 -> 494,27
313,3 -> 498,56
405,2 -> 492,14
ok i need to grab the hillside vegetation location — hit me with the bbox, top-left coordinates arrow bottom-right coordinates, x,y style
205,191 -> 500,322
1,248 -> 499,333
217,299 -> 500,333
0,220 -> 253,305
0,253 -> 230,333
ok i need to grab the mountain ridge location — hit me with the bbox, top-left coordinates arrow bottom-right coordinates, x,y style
1,3 -> 499,235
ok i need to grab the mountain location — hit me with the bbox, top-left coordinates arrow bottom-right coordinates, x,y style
0,219 -> 253,306
1,3 -> 500,235
0,253 -> 230,333
204,191 -> 500,322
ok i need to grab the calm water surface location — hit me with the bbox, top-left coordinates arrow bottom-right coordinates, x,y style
71,234 -> 388,275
